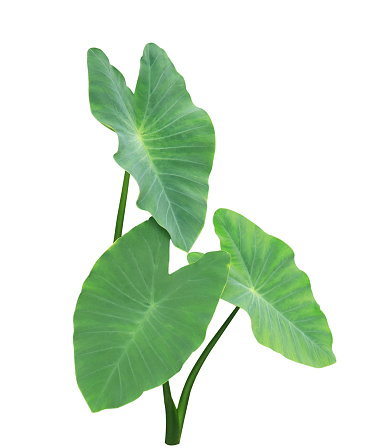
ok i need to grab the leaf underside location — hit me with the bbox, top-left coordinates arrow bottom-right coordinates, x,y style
190,209 -> 336,368
87,44 -> 215,252
73,218 -> 229,412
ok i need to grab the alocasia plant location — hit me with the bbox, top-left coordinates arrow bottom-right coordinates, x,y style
74,43 -> 336,445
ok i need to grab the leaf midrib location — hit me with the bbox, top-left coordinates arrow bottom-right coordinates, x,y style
92,302 -> 159,409
251,289 -> 331,360
108,76 -> 188,251
136,135 -> 187,250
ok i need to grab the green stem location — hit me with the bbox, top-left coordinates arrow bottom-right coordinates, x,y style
176,306 -> 240,436
163,382 -> 181,445
113,171 -> 130,242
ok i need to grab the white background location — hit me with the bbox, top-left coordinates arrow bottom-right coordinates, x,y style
1,1 -> 383,447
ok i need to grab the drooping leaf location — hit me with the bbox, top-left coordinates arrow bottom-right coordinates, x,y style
211,208 -> 335,368
73,218 -> 229,412
87,44 -> 215,252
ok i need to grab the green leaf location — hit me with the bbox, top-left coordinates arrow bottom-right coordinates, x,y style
187,252 -> 204,264
73,218 -> 229,412
213,208 -> 336,368
87,44 -> 215,252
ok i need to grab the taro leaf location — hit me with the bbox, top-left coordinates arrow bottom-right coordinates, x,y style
87,44 -> 215,252
187,252 -> 204,264
73,218 -> 229,412
206,208 -> 335,368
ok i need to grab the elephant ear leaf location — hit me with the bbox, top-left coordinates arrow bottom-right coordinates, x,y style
87,44 -> 215,252
213,208 -> 336,368
73,218 -> 229,412
187,252 -> 204,264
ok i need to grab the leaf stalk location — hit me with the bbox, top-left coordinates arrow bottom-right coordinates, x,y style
113,171 -> 130,242
164,306 -> 240,445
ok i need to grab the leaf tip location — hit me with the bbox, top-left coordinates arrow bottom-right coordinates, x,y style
87,47 -> 105,60
213,208 -> 231,224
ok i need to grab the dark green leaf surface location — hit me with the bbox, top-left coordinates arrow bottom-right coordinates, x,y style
87,44 -> 215,252
211,208 -> 335,368
74,219 -> 229,412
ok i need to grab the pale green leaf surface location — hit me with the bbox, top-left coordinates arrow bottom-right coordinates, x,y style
74,219 -> 229,412
212,208 -> 336,368
87,44 -> 215,252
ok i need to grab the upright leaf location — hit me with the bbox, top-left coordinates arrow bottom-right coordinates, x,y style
212,208 -> 336,368
87,44 -> 215,251
74,218 -> 229,412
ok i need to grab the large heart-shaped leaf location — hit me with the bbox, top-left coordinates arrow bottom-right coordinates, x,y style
73,218 -> 229,412
190,209 -> 336,368
87,44 -> 215,252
